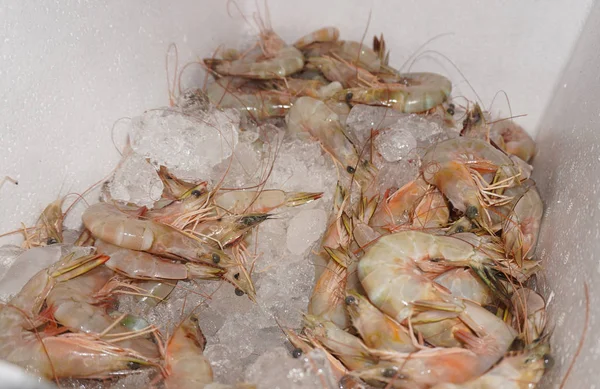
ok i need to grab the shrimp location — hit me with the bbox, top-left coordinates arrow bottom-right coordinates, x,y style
421,137 -> 520,228
511,288 -> 547,345
336,72 -> 452,113
187,213 -> 270,248
358,231 -> 498,322
82,202 -> 255,299
146,188 -> 211,227
490,119 -> 536,163
460,103 -> 490,142
344,290 -> 416,353
157,166 -> 208,201
286,96 -> 378,189
431,340 -> 551,389
370,177 -> 429,228
361,301 -> 515,387
204,45 -> 304,79
0,251 -> 150,379
302,40 -> 381,73
206,77 -> 293,120
24,198 -> 65,248
294,27 -> 340,48
411,188 -> 449,230
502,185 -> 543,266
97,240 -> 224,281
307,56 -> 379,88
308,248 -> 350,329
214,189 -> 323,214
45,263 -> 160,358
164,315 -> 214,388
320,183 -> 352,251
433,268 -> 495,306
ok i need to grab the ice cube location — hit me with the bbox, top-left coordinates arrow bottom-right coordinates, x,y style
130,108 -> 240,180
398,113 -> 449,146
286,209 -> 328,255
107,152 -> 164,208
346,104 -> 406,146
375,127 -> 417,162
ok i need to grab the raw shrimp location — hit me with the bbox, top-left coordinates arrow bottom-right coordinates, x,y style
308,248 -> 350,329
320,183 -> 352,251
511,288 -> 547,345
491,119 -> 537,163
370,177 -> 429,228
0,252 -> 150,379
502,184 -> 543,265
357,231 -> 497,322
344,290 -> 415,353
411,188 -> 449,230
186,213 -> 269,248
433,268 -> 495,306
82,202 -> 255,299
361,300 -> 515,387
45,263 -> 160,358
146,188 -> 211,227
421,137 -> 520,228
294,27 -> 340,48
307,56 -> 379,88
431,341 -> 551,389
157,166 -> 208,201
204,45 -> 304,79
214,189 -> 323,214
460,103 -> 490,142
24,198 -> 65,248
164,315 -> 214,388
286,96 -> 378,189
302,40 -> 381,73
97,240 -> 224,281
336,72 -> 452,113
206,77 -> 293,120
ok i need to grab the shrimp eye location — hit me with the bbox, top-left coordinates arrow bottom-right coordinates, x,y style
446,106 -> 455,115
46,237 -> 58,245
234,273 -> 240,279
191,189 -> 202,197
345,295 -> 357,305
190,316 -> 199,323
543,354 -> 554,369
346,165 -> 356,174
382,367 -> 398,378
291,348 -> 303,358
345,91 -> 353,103
510,337 -> 525,351
234,288 -> 245,296
212,253 -> 221,264
127,361 -> 141,370
455,225 -> 465,233
465,205 -> 479,219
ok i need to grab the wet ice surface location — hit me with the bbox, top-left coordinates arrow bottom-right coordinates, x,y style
0,101 -> 457,388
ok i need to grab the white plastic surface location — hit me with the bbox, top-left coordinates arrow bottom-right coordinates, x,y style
0,0 -> 597,386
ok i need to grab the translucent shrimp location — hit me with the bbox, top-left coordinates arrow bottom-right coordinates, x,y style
431,341 -> 551,389
302,40 -> 381,73
336,72 -> 452,113
307,248 -> 350,329
0,252 -> 149,379
511,288 -> 547,345
307,56 -> 379,88
157,166 -> 208,201
344,290 -> 416,353
491,120 -> 537,163
145,188 -> 211,227
460,103 -> 490,142
26,198 -> 65,247
206,77 -> 292,120
286,96 -> 378,189
45,264 -> 160,358
411,188 -> 449,230
357,231 -> 496,322
82,202 -> 255,299
164,315 -> 214,388
97,240 -> 224,281
370,177 -> 429,228
502,185 -> 543,265
204,45 -> 304,79
361,301 -> 515,387
421,137 -> 520,228
433,268 -> 495,306
214,189 -> 323,214
187,213 -> 270,248
294,27 -> 340,48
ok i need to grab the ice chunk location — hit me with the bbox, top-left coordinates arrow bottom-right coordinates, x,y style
286,209 -> 328,255
346,104 -> 406,145
107,152 -> 164,208
375,127 -> 417,162
0,245 -> 24,282
398,113 -> 448,146
130,108 -> 240,180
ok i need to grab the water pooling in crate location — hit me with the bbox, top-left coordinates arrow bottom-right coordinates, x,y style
0,22 -> 558,389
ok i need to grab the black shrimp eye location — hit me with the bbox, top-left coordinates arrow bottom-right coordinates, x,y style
345,295 -> 356,305
234,288 -> 245,296
212,253 -> 221,264
543,354 -> 554,369
127,361 -> 141,370
446,107 -> 455,115
46,237 -> 58,245
291,348 -> 303,358
382,367 -> 398,378
455,225 -> 465,233
234,273 -> 240,280
191,189 -> 202,197
510,337 -> 525,351
345,91 -> 353,103
465,205 -> 479,219
190,316 -> 199,323
346,165 -> 356,174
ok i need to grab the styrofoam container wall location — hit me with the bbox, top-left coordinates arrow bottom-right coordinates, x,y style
0,0 -> 597,387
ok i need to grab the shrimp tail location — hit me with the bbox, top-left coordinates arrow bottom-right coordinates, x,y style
283,191 -> 324,207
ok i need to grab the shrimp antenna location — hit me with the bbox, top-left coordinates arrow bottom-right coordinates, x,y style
487,89 -> 515,123
399,32 -> 455,72
559,282 -> 589,389
110,117 -> 132,157
166,43 -> 179,106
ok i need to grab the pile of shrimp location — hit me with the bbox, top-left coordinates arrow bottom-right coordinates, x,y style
0,21 -> 556,389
